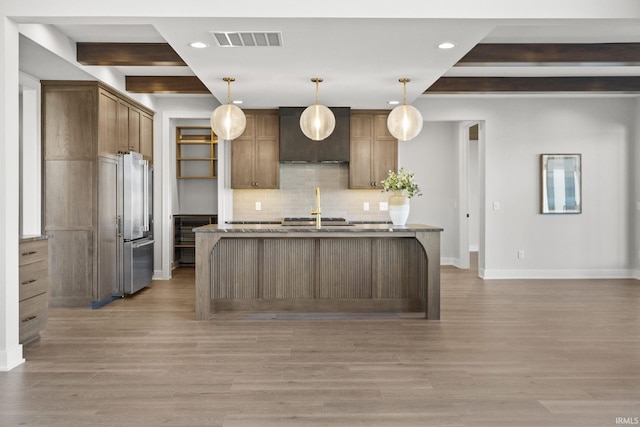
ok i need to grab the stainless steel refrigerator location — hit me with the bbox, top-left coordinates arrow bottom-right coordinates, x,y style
117,151 -> 154,295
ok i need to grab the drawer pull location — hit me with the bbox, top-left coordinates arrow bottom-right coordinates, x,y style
21,315 -> 37,323
21,251 -> 37,256
21,279 -> 37,285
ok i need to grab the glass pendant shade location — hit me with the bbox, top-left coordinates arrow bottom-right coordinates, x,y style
387,78 -> 423,142
300,77 -> 335,141
387,104 -> 423,141
210,77 -> 247,140
211,104 -> 246,140
300,104 -> 335,141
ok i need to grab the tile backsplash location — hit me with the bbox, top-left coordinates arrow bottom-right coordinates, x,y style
233,164 -> 391,221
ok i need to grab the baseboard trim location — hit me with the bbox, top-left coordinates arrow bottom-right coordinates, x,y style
0,344 -> 24,371
441,257 -> 456,266
482,269 -> 634,280
633,269 -> 640,280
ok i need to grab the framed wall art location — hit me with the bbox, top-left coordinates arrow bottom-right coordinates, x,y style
540,154 -> 581,214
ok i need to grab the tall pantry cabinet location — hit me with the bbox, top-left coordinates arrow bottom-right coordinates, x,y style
42,81 -> 154,307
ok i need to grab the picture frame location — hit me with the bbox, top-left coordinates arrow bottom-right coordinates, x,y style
540,154 -> 581,214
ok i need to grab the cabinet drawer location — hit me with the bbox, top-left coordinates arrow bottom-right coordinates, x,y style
19,260 -> 49,301
19,293 -> 48,344
19,240 -> 48,266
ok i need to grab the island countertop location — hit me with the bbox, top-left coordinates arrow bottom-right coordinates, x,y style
193,223 -> 443,233
194,223 -> 442,321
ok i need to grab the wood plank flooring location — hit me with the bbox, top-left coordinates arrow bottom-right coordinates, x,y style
2,258 -> 640,426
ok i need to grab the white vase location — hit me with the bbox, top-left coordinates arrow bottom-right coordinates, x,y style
388,190 -> 410,226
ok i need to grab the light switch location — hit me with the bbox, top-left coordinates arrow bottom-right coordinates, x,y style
255,202 -> 261,211
380,202 -> 389,211
517,250 -> 525,259
493,201 -> 500,211
363,202 -> 370,211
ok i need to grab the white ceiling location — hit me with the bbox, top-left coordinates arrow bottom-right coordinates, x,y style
15,11 -> 640,109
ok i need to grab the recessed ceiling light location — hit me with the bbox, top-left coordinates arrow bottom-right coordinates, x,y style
232,100 -> 243,105
438,42 -> 455,49
388,100 -> 400,105
190,41 -> 209,49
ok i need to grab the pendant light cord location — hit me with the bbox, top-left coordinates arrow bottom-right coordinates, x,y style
223,76 -> 235,105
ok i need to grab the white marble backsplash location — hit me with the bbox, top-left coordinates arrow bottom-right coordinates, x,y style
233,164 -> 391,222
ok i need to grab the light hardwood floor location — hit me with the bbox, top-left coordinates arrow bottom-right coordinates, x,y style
3,258 -> 640,426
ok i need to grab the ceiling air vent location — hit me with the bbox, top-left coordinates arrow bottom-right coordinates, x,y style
211,31 -> 282,47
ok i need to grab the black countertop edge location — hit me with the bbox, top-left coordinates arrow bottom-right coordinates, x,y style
20,234 -> 50,242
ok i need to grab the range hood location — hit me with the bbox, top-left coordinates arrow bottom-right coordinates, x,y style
279,107 -> 350,163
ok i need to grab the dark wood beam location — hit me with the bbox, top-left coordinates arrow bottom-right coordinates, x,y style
77,43 -> 186,66
426,77 -> 640,93
457,43 -> 640,65
125,76 -> 210,94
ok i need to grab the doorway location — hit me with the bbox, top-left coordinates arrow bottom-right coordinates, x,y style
458,121 -> 484,274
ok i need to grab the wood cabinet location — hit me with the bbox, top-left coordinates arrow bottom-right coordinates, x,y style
176,127 -> 217,179
117,98 -> 153,162
231,110 -> 279,189
209,237 -> 427,312
42,81 -> 154,307
349,110 -> 398,189
19,238 -> 49,344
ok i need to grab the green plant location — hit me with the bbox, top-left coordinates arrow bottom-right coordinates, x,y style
381,167 -> 422,198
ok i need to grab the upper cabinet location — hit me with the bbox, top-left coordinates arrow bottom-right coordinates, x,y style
231,110 -> 279,189
116,97 -> 154,162
349,110 -> 398,189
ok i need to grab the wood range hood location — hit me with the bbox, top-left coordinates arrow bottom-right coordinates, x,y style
278,107 -> 351,163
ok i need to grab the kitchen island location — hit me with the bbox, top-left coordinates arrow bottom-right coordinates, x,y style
194,223 -> 442,320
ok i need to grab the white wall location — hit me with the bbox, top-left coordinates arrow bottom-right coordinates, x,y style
0,16 -> 24,370
399,121 -> 459,263
19,72 -> 41,236
411,96 -> 636,279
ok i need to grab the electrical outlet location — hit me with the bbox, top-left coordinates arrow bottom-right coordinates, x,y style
255,202 -> 261,211
379,202 -> 389,211
517,250 -> 525,259
363,202 -> 370,211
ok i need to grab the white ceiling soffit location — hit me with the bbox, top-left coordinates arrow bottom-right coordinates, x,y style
211,31 -> 283,47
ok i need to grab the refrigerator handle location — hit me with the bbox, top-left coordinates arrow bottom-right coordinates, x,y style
143,159 -> 149,232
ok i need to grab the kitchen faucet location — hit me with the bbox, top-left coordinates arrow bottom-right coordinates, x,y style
311,187 -> 321,229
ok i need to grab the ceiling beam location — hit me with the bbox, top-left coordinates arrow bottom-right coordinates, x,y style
125,76 -> 210,94
77,43 -> 186,66
457,43 -> 640,66
426,77 -> 640,93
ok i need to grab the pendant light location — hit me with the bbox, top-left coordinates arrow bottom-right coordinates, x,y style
300,78 -> 335,141
387,78 -> 423,141
210,77 -> 247,140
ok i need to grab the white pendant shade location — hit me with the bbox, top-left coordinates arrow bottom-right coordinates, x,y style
211,104 -> 246,140
387,104 -> 423,141
300,77 -> 335,141
210,77 -> 247,140
300,104 -> 335,141
387,78 -> 423,142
